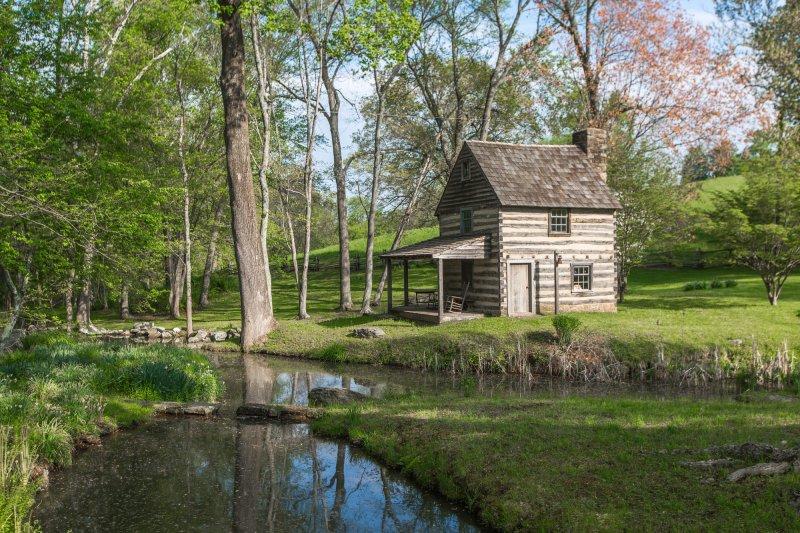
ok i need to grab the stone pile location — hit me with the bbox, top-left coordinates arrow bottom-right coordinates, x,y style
73,321 -> 241,345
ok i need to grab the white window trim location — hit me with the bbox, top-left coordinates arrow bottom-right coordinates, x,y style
548,208 -> 571,236
570,263 -> 593,293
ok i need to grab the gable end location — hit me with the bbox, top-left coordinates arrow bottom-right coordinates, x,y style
435,143 -> 501,216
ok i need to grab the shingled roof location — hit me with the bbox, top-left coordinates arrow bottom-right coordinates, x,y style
381,234 -> 491,260
463,140 -> 622,210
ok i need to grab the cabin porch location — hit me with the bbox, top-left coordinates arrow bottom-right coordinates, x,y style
381,234 -> 491,324
391,305 -> 484,324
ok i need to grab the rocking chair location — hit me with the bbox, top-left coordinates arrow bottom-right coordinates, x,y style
446,282 -> 470,313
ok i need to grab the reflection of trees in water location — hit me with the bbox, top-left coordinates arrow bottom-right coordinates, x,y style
232,356 -> 476,532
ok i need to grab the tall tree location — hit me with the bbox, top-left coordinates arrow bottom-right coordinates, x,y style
218,0 -> 276,348
337,0 -> 420,314
540,0 -> 754,147
287,0 -> 354,311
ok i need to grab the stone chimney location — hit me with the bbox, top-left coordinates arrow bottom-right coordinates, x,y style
572,128 -> 608,182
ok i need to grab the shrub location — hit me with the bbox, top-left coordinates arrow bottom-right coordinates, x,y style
683,281 -> 708,291
710,279 -> 724,289
22,331 -> 75,350
552,315 -> 581,346
315,343 -> 348,363
724,279 -> 738,288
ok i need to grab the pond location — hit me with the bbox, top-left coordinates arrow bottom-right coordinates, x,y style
33,354 -> 484,532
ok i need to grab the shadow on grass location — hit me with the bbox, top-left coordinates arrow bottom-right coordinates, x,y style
318,314 -> 386,328
621,295 -> 743,311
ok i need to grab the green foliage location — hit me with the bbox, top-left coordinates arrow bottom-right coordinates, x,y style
707,144 -> 800,304
333,0 -> 420,69
710,278 -> 724,289
552,315 -> 581,345
725,279 -> 738,288
21,331 -> 75,350
683,280 -> 708,291
607,134 -> 689,295
0,427 -> 37,533
315,343 -> 348,363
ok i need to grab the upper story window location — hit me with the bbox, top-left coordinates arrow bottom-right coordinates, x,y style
572,264 -> 592,291
460,159 -> 471,182
460,208 -> 473,234
548,208 -> 570,235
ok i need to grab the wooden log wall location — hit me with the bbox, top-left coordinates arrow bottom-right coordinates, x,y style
438,208 -> 501,315
498,208 -> 617,314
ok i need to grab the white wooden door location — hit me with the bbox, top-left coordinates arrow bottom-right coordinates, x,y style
509,263 -> 531,315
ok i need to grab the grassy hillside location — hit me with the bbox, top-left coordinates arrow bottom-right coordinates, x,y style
686,174 -> 745,212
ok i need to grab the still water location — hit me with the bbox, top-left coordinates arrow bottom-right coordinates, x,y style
33,354 -> 483,532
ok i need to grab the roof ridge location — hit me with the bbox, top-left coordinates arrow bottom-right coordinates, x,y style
466,140 -> 579,149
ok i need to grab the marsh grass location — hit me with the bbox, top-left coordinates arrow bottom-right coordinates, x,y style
0,333 -> 223,530
0,427 -> 35,533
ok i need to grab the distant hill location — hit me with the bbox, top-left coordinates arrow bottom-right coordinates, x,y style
308,226 -> 439,262
686,174 -> 745,212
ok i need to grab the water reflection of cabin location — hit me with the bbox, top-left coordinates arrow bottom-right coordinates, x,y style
381,129 -> 622,324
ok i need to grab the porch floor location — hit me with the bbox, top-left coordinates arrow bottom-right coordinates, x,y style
391,305 -> 484,324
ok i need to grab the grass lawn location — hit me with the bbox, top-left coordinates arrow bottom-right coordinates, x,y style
0,333 -> 223,531
89,261 -> 800,378
85,219 -> 800,378
313,388 -> 800,531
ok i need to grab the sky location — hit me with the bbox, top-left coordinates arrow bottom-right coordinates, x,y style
312,0 -> 726,179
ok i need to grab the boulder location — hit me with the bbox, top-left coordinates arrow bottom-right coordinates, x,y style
146,328 -> 161,340
187,335 -> 202,344
350,327 -> 386,339
236,403 -> 322,422
30,464 -> 49,490
728,461 -> 791,482
706,442 -> 800,462
308,387 -> 367,406
211,331 -> 227,342
172,327 -> 182,334
161,331 -> 173,340
153,402 -> 220,416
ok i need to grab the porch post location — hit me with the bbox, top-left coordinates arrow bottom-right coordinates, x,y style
403,260 -> 409,306
437,258 -> 444,323
387,259 -> 393,312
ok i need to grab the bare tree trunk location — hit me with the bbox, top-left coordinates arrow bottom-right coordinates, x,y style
219,0 -> 276,349
76,237 -> 95,328
278,187 -> 300,287
100,283 -> 109,310
251,14 -> 274,316
361,84 -> 386,315
177,75 -> 193,335
65,268 -> 75,332
297,37 -> 323,320
320,64 -> 353,311
1,266 -> 29,349
120,283 -> 130,319
168,252 -> 185,319
373,155 -> 431,306
200,198 -> 225,309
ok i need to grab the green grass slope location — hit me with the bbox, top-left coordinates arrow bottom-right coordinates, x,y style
687,174 -> 745,212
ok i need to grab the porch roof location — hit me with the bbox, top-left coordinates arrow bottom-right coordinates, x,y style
381,233 -> 491,260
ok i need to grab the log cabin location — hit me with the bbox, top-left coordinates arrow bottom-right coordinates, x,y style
381,128 -> 621,324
